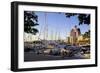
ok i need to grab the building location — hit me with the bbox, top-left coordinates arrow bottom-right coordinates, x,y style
70,25 -> 81,45
66,37 -> 70,44
77,35 -> 90,46
70,26 -> 81,37
66,25 -> 90,46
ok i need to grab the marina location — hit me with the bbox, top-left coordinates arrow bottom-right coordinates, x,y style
24,40 -> 90,61
24,11 -> 90,62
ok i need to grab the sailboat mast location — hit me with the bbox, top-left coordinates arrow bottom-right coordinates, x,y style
44,12 -> 48,40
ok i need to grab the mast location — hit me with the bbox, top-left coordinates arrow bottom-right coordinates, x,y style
38,26 -> 42,40
58,32 -> 60,41
55,31 -> 57,41
44,12 -> 48,40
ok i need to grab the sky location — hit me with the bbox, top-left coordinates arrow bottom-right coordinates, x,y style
24,11 -> 90,41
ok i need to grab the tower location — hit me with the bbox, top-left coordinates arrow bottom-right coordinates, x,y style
70,25 -> 81,45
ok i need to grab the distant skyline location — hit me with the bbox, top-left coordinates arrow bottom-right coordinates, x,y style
24,11 -> 90,41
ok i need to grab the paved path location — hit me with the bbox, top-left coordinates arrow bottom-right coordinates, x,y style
24,52 -> 86,62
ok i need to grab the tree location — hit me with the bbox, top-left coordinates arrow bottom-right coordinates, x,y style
83,30 -> 90,38
24,11 -> 39,35
65,13 -> 90,25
